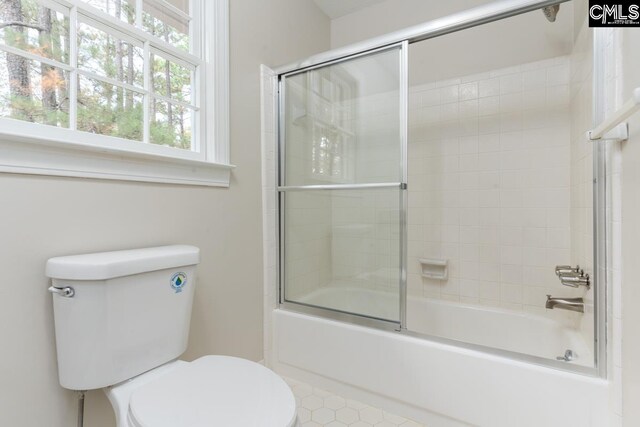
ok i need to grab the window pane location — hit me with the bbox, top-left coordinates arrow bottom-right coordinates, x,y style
0,52 -> 69,126
151,53 -> 191,103
143,0 -> 189,52
78,22 -> 143,87
0,0 -> 69,63
150,99 -> 192,149
80,0 -> 135,25
77,75 -> 143,140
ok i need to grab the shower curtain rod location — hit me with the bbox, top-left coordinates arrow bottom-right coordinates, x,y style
273,0 -> 569,76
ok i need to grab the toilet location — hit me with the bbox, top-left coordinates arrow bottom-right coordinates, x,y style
46,245 -> 297,427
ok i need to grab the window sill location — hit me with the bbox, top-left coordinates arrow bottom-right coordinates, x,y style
0,121 -> 234,187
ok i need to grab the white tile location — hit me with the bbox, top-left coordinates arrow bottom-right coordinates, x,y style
500,92 -> 522,113
479,280 -> 500,299
501,283 -> 523,302
478,245 -> 500,264
501,245 -> 522,265
522,69 -> 546,89
336,407 -> 359,424
346,399 -> 369,410
478,134 -> 500,152
324,396 -> 346,410
459,99 -> 479,117
547,64 -> 570,85
440,85 -> 460,103
500,73 -> 523,94
460,279 -> 480,297
312,408 -> 336,424
479,78 -> 500,97
298,408 -> 312,423
421,88 -> 440,107
522,89 -> 546,109
459,136 -> 479,154
383,411 -> 407,424
479,114 -> 501,134
522,227 -> 547,247
359,407 -> 384,424
479,95 -> 499,116
460,82 -> 479,100
302,395 -> 324,411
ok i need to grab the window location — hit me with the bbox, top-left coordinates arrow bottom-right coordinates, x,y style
0,0 -> 230,186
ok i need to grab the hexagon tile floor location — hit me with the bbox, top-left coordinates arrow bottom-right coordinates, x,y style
284,377 -> 425,427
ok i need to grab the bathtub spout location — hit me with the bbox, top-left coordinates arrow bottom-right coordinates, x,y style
545,295 -> 584,313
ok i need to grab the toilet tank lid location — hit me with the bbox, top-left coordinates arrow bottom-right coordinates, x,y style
46,245 -> 200,280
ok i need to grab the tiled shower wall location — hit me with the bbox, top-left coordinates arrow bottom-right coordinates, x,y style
406,56 -> 576,314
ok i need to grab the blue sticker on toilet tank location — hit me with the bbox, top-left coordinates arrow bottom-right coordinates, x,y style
170,272 -> 187,293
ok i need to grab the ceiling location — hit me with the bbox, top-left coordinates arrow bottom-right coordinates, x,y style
313,0 -> 388,19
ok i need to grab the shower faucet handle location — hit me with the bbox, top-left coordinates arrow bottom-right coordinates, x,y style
555,265 -> 582,276
560,274 -> 590,289
558,270 -> 585,279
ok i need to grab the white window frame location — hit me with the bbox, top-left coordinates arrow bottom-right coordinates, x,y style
0,0 -> 232,186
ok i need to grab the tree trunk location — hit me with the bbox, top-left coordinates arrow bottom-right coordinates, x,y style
39,6 -> 57,123
125,45 -> 134,109
150,20 -> 156,123
115,0 -> 123,112
164,25 -> 172,127
57,18 -> 69,115
1,0 -> 33,119
179,108 -> 185,148
125,6 -> 134,109
103,0 -> 113,103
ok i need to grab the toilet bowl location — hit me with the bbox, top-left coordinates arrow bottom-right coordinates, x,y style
106,356 -> 297,427
46,245 -> 296,427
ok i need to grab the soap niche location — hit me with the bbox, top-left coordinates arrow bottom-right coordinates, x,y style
419,258 -> 448,280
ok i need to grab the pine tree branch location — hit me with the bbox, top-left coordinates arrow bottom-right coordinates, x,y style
0,21 -> 46,32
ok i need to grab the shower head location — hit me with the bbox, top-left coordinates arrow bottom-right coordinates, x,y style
542,4 -> 560,22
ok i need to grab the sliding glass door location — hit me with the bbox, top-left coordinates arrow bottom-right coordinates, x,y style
278,44 -> 407,325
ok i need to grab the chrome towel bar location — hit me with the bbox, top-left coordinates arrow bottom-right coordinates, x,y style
588,87 -> 640,142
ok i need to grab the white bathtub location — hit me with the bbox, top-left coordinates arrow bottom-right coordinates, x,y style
298,287 -> 592,366
272,288 -> 611,426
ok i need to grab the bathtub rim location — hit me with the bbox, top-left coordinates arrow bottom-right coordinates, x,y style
278,301 -> 599,377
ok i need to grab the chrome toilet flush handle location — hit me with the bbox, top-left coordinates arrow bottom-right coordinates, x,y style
48,286 -> 75,298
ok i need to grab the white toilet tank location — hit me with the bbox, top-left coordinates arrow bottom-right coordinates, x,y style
46,245 -> 200,391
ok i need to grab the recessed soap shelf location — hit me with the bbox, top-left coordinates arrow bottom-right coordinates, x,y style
419,258 -> 448,280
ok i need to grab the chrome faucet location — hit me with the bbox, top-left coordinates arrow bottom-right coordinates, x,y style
545,295 -> 584,313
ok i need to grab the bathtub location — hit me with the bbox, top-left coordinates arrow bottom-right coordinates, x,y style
297,287 -> 593,367
271,288 -> 610,427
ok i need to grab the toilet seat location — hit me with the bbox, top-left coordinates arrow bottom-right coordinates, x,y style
126,356 -> 297,427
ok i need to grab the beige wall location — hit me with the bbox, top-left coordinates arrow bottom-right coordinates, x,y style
621,28 -> 640,427
0,1 -> 330,427
331,0 -> 574,87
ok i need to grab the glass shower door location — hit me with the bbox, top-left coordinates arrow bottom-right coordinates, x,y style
279,44 -> 407,324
